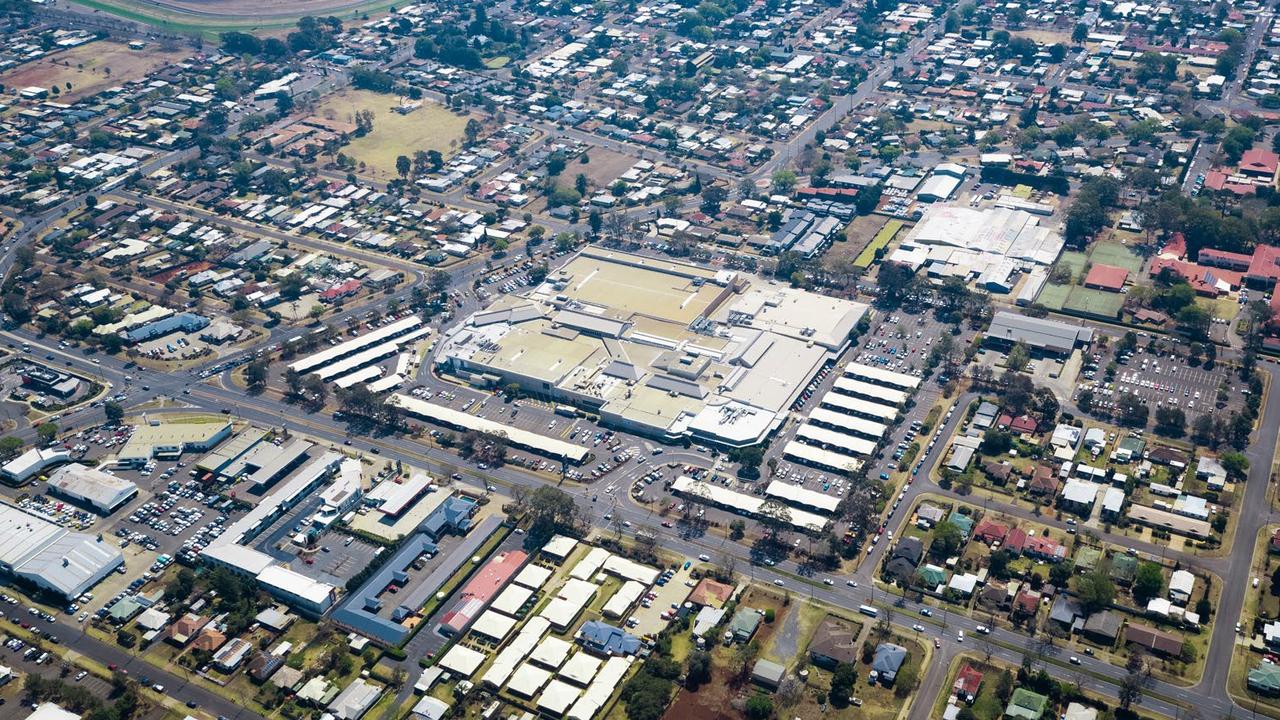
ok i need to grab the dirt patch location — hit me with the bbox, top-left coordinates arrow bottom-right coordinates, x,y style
313,89 -> 473,178
1,41 -> 191,101
579,148 -> 639,189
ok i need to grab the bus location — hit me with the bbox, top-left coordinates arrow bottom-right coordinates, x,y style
858,605 -> 879,618
554,405 -> 579,418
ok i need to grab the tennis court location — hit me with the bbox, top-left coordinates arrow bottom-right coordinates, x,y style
1062,286 -> 1124,319
1055,251 -> 1089,282
1088,241 -> 1143,273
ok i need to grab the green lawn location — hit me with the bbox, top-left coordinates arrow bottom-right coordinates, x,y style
853,219 -> 904,269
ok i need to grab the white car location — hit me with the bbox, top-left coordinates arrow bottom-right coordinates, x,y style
773,579 -> 784,587
697,554 -> 710,562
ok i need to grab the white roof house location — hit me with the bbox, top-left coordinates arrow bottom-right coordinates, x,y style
1169,570 -> 1195,604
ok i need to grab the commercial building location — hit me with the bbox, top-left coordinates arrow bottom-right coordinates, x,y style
45,464 -> 138,514
116,418 -> 232,468
434,246 -> 867,448
200,453 -> 344,616
0,502 -> 123,599
387,395 -> 589,464
986,311 -> 1095,356
0,448 -> 70,485
888,205 -> 1065,290
671,475 -> 828,533
439,550 -> 528,636
288,316 -> 423,375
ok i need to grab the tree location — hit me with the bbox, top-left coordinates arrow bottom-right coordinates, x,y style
729,519 -> 746,541
930,521 -> 964,559
1005,342 -> 1029,372
1220,451 -> 1249,480
527,486 -> 580,545
685,650 -> 712,689
464,118 -> 483,146
245,359 -> 270,389
395,154 -> 411,178
103,401 -> 124,424
1116,392 -> 1148,427
1133,562 -> 1165,605
771,170 -> 797,194
116,629 -> 137,648
0,436 -> 22,458
1075,569 -> 1116,613
36,422 -> 58,443
1073,22 -> 1089,43
1119,648 -> 1148,710
745,693 -> 773,720
829,662 -> 857,706
1153,406 -> 1185,437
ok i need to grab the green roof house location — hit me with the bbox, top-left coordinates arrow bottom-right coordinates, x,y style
1075,547 -> 1102,572
730,608 -> 762,643
1250,663 -> 1280,696
916,564 -> 947,588
948,511 -> 975,539
1005,688 -> 1049,720
1110,554 -> 1138,585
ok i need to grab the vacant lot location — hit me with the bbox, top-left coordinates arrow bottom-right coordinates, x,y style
315,89 -> 472,178
1,41 -> 189,101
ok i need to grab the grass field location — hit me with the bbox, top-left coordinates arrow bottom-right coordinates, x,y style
854,219 -> 904,269
314,89 -> 472,178
0,40 -> 189,101
69,0 -> 399,36
1089,240 -> 1143,273
1062,286 -> 1124,319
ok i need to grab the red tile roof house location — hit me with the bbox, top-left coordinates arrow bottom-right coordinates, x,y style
1083,264 -> 1129,292
1239,148 -> 1280,182
974,519 -> 1009,545
953,663 -> 984,704
1012,589 -> 1041,617
1004,527 -> 1029,554
997,414 -> 1039,434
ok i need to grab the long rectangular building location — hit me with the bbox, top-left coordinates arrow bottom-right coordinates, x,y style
671,475 -> 828,532
986,311 -> 1094,356
819,391 -> 899,421
764,480 -> 840,514
794,424 -> 877,457
782,440 -> 863,473
842,363 -> 921,391
831,376 -> 908,407
806,407 -> 888,441
388,394 -> 589,464
288,316 -> 423,375
0,502 -> 123,598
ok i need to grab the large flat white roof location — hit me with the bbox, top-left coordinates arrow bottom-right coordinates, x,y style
765,480 -> 840,514
539,678 -> 583,714
508,662 -> 553,697
602,580 -> 646,619
843,363 -> 921,391
531,635 -> 574,669
490,583 -> 535,616
366,472 -> 434,517
46,464 -> 136,512
0,502 -> 122,598
782,441 -> 863,473
671,476 -> 828,532
514,563 -> 554,590
794,424 -> 878,457
388,395 -> 589,463
471,609 -> 518,641
819,390 -> 900,419
833,376 -> 908,406
289,316 -> 422,374
806,407 -> 888,441
560,653 -> 602,686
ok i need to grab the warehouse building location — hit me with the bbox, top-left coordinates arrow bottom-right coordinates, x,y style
0,448 -> 70,485
986,311 -> 1095,356
0,502 -> 123,599
45,464 -> 138,514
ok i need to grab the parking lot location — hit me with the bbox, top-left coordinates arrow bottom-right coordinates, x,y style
1073,337 -> 1242,427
